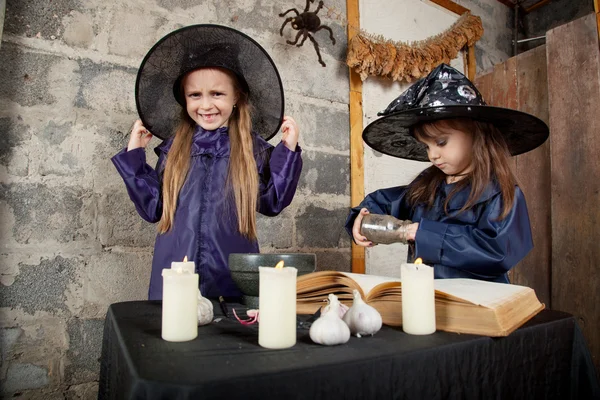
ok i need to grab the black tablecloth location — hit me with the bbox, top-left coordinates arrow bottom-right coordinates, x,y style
98,301 -> 599,400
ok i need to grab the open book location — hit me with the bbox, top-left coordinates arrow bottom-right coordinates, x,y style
297,271 -> 545,337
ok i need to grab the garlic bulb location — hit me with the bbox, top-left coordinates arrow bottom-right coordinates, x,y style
323,300 -> 349,319
197,290 -> 214,325
342,289 -> 382,337
309,294 -> 350,346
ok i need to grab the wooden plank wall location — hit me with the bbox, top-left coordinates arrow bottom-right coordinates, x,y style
547,13 -> 600,374
474,46 -> 552,308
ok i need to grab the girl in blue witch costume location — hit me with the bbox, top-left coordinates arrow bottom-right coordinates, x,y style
112,25 -> 303,300
346,63 -> 549,283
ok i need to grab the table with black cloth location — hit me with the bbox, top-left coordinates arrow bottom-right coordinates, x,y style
98,300 -> 600,400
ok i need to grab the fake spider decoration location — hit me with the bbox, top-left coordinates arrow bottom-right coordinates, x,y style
279,0 -> 336,67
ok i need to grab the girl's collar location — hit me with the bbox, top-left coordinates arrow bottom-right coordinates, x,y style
154,125 -> 273,157
441,179 -> 502,211
191,125 -> 231,156
446,173 -> 469,184
154,125 -> 229,156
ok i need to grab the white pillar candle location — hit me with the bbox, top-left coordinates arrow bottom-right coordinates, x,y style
171,256 -> 195,274
161,267 -> 199,342
258,265 -> 298,349
401,260 -> 436,335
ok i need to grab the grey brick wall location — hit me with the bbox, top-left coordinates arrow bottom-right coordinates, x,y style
0,0 -> 350,396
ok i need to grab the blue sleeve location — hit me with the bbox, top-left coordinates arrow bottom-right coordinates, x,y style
111,147 -> 164,223
415,187 -> 533,276
344,186 -> 411,238
257,142 -> 303,216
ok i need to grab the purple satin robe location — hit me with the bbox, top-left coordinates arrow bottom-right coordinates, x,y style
112,126 -> 302,300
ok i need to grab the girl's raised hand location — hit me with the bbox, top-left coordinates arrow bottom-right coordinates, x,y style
352,208 -> 374,247
280,116 -> 299,151
127,119 -> 153,151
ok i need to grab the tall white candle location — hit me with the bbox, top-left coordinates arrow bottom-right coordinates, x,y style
258,264 -> 298,349
401,259 -> 436,335
161,267 -> 199,342
171,256 -> 195,274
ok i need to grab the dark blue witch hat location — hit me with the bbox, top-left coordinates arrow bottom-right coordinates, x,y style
362,63 -> 549,161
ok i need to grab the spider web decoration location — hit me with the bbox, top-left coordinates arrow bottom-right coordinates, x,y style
136,24 -> 284,140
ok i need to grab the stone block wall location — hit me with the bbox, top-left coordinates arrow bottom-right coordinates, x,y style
0,0 -> 349,396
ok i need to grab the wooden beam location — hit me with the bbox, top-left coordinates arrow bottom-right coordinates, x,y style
595,0 -> 600,41
429,0 -> 469,15
347,0 -> 365,274
524,0 -> 551,14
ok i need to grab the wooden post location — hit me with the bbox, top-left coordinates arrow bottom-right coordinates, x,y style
467,44 -> 476,80
347,0 -> 365,274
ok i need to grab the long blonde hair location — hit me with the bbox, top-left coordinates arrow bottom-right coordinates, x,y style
408,118 -> 517,219
158,68 -> 259,239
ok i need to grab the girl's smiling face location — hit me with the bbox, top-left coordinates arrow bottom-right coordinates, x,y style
182,68 -> 238,131
416,120 -> 474,181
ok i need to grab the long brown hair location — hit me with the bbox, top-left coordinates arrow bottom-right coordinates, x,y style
407,118 -> 516,219
158,68 -> 259,239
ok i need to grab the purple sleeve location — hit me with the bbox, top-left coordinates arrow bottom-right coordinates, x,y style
257,143 -> 303,216
111,147 -> 164,223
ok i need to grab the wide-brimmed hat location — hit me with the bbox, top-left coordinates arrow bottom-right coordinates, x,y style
135,24 -> 284,140
362,63 -> 549,161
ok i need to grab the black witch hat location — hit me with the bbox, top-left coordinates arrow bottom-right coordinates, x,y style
362,63 -> 549,161
135,24 -> 284,141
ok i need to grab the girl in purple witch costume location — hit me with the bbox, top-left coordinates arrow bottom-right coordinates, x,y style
112,25 -> 302,300
346,63 -> 549,283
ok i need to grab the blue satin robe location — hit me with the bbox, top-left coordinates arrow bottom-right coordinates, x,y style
112,126 -> 303,300
345,180 -> 533,283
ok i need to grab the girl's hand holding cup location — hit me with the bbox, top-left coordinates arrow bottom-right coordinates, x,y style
352,208 -> 374,247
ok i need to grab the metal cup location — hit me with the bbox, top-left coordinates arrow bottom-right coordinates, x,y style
360,214 -> 409,244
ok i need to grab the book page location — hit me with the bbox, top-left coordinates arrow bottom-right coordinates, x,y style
340,272 -> 401,296
296,271 -> 365,299
434,279 -> 532,309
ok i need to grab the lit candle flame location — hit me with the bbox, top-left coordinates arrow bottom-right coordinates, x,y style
183,256 -> 188,262
414,258 -> 423,264
275,260 -> 284,269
